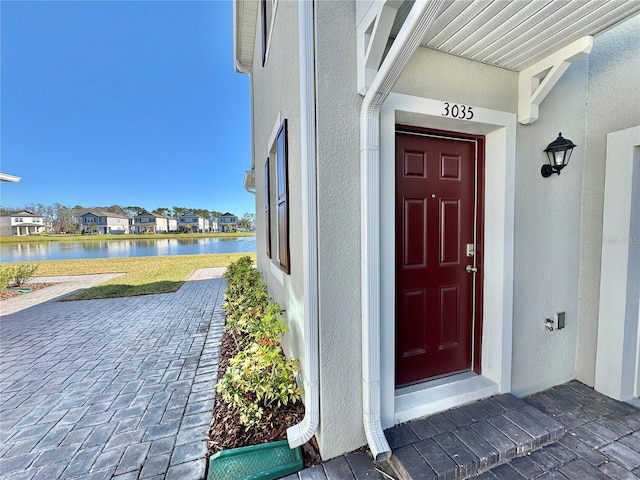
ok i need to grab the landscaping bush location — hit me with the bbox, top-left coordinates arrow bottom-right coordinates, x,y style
217,256 -> 303,428
0,266 -> 14,291
13,264 -> 39,287
0,263 -> 39,289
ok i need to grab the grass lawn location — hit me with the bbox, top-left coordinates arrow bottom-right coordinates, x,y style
18,253 -> 255,300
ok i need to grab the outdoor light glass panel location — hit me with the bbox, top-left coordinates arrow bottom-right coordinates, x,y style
542,133 -> 576,177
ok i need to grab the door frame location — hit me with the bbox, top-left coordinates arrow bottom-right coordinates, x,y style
394,126 -> 485,383
594,125 -> 640,401
378,93 -> 516,428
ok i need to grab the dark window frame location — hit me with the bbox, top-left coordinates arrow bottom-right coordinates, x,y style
260,0 -> 269,67
276,119 -> 290,274
265,158 -> 272,259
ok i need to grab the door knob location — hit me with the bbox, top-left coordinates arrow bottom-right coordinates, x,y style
466,265 -> 478,273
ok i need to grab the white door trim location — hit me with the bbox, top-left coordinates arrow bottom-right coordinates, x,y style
594,125 -> 640,401
379,93 -> 516,427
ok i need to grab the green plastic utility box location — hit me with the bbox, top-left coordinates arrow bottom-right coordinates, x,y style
208,440 -> 303,480
6,287 -> 33,293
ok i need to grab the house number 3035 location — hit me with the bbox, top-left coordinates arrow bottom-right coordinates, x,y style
442,102 -> 474,120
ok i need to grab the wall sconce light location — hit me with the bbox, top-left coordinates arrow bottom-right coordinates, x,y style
542,133 -> 576,177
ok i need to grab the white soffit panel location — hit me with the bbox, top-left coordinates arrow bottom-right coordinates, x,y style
234,0 -> 259,72
403,0 -> 640,72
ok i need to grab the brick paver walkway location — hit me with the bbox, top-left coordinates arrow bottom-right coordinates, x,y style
4,272 -> 640,480
288,382 -> 640,480
0,269 -> 227,479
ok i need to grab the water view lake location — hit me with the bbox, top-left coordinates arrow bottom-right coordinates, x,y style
0,236 -> 257,262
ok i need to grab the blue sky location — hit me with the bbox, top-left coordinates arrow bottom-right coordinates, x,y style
1,0 -> 254,216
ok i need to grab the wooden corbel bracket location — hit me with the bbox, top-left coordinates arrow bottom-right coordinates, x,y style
518,36 -> 593,125
357,1 -> 400,95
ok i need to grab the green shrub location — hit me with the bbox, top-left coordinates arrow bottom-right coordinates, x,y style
217,342 -> 303,427
0,263 -> 39,288
224,288 -> 270,340
217,256 -> 303,428
0,265 -> 15,291
13,263 -> 39,287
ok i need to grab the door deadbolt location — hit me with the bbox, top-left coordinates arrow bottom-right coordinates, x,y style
466,243 -> 475,257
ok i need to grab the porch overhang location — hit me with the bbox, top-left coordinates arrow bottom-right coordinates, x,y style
358,0 -> 640,122
357,0 -> 640,462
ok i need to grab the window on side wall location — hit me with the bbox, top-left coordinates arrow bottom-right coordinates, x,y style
266,118 -> 290,274
276,120 -> 290,273
261,0 -> 278,67
265,158 -> 272,258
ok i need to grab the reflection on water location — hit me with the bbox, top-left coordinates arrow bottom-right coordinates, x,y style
0,236 -> 257,262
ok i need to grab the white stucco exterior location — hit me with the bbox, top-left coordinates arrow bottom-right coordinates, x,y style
314,0 -> 366,456
594,125 -> 640,401
234,0 -> 640,461
577,15 -> 640,386
249,0 -> 307,373
510,54 -> 589,397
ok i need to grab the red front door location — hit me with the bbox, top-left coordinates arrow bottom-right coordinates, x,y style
395,130 -> 482,387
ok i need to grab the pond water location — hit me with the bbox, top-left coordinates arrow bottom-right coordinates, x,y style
0,236 -> 257,262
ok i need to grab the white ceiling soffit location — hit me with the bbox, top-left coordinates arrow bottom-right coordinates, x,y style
392,0 -> 640,72
234,0 -> 259,73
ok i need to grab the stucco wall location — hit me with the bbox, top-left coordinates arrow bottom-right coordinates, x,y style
394,48 -> 586,394
576,16 -> 640,386
246,0 -> 639,460
394,46 -> 586,395
250,0 -> 306,364
391,37 -> 587,396
510,57 -> 588,396
395,46 -> 517,113
314,0 -> 367,460
392,23 -> 638,397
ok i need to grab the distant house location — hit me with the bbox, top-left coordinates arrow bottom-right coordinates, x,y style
81,210 -> 132,235
0,211 -> 46,236
178,212 -> 210,233
217,213 -> 238,232
133,213 -> 178,234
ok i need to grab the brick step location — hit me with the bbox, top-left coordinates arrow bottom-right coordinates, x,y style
385,394 -> 565,479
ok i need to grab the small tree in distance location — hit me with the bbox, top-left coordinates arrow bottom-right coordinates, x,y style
86,222 -> 98,234
238,213 -> 255,230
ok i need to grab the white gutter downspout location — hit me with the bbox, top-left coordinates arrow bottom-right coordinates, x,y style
361,0 -> 445,462
287,0 -> 319,448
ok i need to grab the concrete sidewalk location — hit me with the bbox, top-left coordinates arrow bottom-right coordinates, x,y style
0,269 -> 227,479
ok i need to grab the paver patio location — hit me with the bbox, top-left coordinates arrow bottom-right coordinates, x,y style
3,272 -> 640,480
0,269 -> 227,479
288,382 -> 640,480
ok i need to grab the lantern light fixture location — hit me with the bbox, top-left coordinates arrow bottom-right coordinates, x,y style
542,133 -> 576,177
